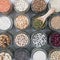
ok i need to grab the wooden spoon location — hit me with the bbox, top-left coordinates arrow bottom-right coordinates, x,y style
37,8 -> 55,24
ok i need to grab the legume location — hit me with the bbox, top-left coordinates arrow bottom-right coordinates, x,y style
49,50 -> 60,60
15,32 -> 30,47
31,0 -> 47,13
33,18 -> 45,30
50,33 -> 60,47
0,52 -> 12,60
0,0 -> 12,14
14,15 -> 29,30
31,32 -> 47,47
0,34 -> 11,48
14,0 -> 29,13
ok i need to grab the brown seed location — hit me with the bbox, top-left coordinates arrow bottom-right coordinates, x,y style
31,0 -> 47,12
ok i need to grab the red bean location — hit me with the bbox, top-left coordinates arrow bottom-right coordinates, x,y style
50,33 -> 60,47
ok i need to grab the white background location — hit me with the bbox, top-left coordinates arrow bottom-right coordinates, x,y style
10,0 -> 50,4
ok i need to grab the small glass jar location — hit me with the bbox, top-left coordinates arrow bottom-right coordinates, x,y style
31,31 -> 47,48
14,31 -> 30,48
0,15 -> 13,32
31,48 -> 47,60
48,0 -> 60,12
0,0 -> 12,14
0,49 -> 13,60
49,13 -> 60,32
49,49 -> 60,60
14,0 -> 30,14
31,0 -> 47,13
32,15 -> 47,30
0,32 -> 12,49
14,48 -> 30,60
49,32 -> 60,48
14,14 -> 30,31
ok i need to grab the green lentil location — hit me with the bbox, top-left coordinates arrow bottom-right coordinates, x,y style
33,19 -> 45,30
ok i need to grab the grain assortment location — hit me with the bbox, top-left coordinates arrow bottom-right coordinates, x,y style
0,0 -> 60,60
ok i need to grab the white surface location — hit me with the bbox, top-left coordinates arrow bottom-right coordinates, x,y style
10,0 -> 32,3
11,0 -> 50,4
45,0 -> 49,3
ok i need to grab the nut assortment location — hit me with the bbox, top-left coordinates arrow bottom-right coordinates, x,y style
0,34 -> 11,48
